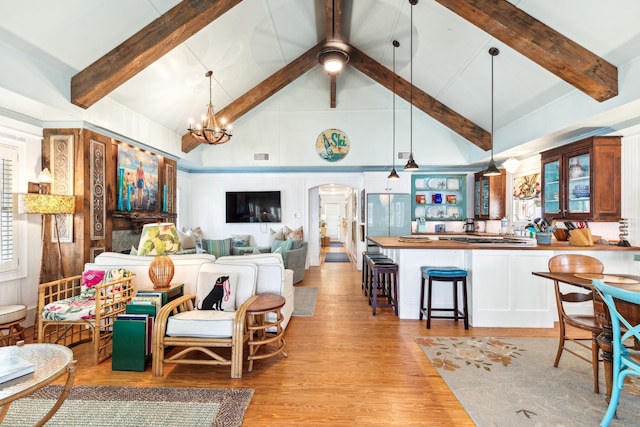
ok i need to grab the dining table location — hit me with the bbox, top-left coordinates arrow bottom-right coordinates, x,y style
532,271 -> 640,398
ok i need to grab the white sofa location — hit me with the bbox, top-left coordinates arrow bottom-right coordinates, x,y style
87,252 -> 217,296
87,251 -> 294,329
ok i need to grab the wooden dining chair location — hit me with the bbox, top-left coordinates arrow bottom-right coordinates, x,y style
548,254 -> 604,393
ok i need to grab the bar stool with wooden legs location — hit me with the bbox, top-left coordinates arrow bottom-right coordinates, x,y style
362,252 -> 391,297
0,304 -> 27,346
367,257 -> 398,316
420,266 -> 469,329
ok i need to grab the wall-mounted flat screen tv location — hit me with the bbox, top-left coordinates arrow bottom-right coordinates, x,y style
225,191 -> 282,223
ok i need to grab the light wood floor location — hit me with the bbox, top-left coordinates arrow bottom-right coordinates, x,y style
27,246 -> 559,426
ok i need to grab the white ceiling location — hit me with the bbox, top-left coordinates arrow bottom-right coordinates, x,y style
2,0 -> 640,170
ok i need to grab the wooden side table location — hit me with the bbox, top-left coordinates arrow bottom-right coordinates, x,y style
246,293 -> 287,372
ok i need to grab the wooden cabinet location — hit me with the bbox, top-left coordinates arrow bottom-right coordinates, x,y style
411,174 -> 466,221
473,169 -> 506,220
541,136 -> 621,221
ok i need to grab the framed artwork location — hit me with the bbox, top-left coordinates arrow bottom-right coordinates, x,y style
513,173 -> 541,200
360,189 -> 365,223
117,144 -> 159,211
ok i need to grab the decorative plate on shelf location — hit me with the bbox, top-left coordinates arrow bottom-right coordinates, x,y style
427,178 -> 447,190
447,178 -> 460,190
415,205 -> 427,218
427,206 -> 447,219
414,178 -> 427,189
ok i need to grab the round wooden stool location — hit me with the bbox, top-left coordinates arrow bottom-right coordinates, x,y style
420,266 -> 469,329
246,293 -> 287,372
0,304 -> 27,346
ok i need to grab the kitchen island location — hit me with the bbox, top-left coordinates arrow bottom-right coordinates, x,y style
367,235 -> 639,327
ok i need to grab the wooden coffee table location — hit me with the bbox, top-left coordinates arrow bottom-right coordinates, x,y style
0,342 -> 77,426
246,293 -> 287,372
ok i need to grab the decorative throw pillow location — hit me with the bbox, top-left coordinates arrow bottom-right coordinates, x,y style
284,225 -> 304,241
231,234 -> 251,247
290,239 -> 303,250
81,270 -> 106,297
204,238 -> 231,258
178,230 -> 197,249
280,239 -> 293,253
195,272 -> 237,312
271,239 -> 284,253
269,227 -> 286,241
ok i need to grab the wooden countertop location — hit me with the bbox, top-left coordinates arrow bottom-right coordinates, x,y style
367,235 -> 639,251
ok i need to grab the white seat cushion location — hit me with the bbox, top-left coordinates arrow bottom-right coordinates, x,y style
0,305 -> 27,324
166,310 -> 236,338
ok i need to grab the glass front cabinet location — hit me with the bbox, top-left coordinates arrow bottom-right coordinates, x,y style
540,136 -> 621,221
474,169 -> 506,220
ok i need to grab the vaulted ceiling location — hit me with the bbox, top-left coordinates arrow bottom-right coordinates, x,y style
2,0 -> 640,170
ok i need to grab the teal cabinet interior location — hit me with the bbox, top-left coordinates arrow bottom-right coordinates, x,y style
411,174 -> 466,221
366,193 -> 411,236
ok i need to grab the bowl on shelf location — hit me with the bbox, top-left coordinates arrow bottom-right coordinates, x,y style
572,185 -> 590,198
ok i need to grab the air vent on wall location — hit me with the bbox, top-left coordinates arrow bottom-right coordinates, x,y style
253,152 -> 270,161
398,151 -> 411,160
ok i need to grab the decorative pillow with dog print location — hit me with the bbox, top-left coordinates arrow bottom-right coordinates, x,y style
196,272 -> 237,312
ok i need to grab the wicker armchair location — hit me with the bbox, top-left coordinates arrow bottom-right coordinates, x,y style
37,271 -> 135,365
152,262 -> 259,378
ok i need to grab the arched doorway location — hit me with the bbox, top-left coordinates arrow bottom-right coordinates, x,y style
307,184 -> 359,267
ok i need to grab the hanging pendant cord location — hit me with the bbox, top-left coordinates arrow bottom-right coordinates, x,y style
409,3 -> 413,154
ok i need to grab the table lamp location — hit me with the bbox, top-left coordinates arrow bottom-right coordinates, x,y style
137,222 -> 181,288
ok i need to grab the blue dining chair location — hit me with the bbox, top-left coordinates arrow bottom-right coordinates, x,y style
592,279 -> 640,427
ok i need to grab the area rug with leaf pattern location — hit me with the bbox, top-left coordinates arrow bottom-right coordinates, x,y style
1,385 -> 253,427
415,337 -> 640,426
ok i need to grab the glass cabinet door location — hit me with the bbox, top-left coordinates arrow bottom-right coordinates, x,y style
474,180 -> 481,216
566,152 -> 590,215
367,193 -> 411,236
480,177 -> 489,216
542,159 -> 561,216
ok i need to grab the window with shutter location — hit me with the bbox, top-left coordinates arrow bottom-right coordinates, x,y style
0,144 -> 18,273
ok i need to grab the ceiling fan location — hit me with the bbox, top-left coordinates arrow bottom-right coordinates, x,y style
318,0 -> 350,108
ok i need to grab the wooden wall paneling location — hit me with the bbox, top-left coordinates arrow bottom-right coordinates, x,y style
84,130 -> 112,264
41,129 -> 83,282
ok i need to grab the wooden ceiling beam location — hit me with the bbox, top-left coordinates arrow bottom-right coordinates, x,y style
349,46 -> 491,151
435,0 -> 618,102
71,0 -> 242,109
325,0 -> 343,108
182,43 -> 324,153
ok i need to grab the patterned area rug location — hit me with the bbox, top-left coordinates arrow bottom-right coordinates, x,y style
329,241 -> 344,247
292,287 -> 318,316
415,337 -> 640,426
1,385 -> 253,427
324,252 -> 349,262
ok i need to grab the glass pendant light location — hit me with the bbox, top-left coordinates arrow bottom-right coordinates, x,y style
404,0 -> 419,171
484,47 -> 501,177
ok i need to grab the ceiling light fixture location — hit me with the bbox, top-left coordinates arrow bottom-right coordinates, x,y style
404,0 -> 419,171
484,47 -> 501,176
318,43 -> 350,74
188,70 -> 232,145
502,157 -> 521,174
388,40 -> 401,181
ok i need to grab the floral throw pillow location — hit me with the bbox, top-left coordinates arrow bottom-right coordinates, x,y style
284,225 -> 304,241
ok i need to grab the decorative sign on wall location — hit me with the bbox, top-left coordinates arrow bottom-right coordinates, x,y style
315,128 -> 350,162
